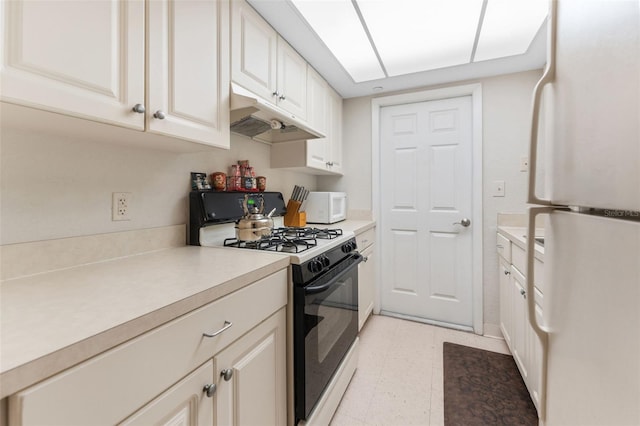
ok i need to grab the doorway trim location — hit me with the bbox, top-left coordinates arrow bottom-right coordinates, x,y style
371,83 -> 484,335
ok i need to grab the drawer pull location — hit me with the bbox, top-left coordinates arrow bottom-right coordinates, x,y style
504,270 -> 511,275
203,320 -> 233,338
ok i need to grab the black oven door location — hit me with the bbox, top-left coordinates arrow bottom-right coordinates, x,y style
294,253 -> 362,422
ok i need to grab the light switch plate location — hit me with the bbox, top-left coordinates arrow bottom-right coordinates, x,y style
520,157 -> 529,172
492,180 -> 505,197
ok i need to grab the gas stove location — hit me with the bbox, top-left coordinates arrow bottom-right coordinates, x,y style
189,190 -> 355,264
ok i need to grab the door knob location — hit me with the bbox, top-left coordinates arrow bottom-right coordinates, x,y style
453,218 -> 471,227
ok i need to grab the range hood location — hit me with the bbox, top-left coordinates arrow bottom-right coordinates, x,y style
230,83 -> 325,143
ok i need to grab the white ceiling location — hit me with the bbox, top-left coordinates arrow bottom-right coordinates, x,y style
246,0 -> 548,98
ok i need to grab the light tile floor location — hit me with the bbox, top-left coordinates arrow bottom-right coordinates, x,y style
329,314 -> 510,426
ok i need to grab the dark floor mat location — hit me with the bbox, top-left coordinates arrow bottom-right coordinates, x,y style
443,342 -> 538,426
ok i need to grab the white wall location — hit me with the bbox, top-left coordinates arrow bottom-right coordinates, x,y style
0,129 -> 316,245
318,69 -> 542,332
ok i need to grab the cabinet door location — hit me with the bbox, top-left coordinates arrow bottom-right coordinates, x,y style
358,244 -> 376,330
0,0 -> 144,129
511,269 -> 529,380
231,0 -> 277,102
306,66 -> 327,134
147,0 -> 230,148
327,87 -> 343,173
120,361 -> 214,426
215,308 -> 286,426
499,260 -> 513,349
276,37 -> 307,120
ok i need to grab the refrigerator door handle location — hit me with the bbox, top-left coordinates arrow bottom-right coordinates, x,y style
526,206 -> 552,421
526,205 -> 569,421
527,0 -> 557,206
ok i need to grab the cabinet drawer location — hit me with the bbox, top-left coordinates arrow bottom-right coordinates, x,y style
512,243 -> 525,275
356,227 -> 375,250
9,269 -> 287,426
496,233 -> 511,262
511,244 -> 544,294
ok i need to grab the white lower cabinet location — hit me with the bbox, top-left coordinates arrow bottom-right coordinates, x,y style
497,234 -> 543,413
215,308 -> 286,426
358,244 -> 375,331
356,227 -> 376,330
8,270 -> 287,426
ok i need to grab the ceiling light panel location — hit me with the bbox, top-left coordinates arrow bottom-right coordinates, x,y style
474,0 -> 548,62
356,0 -> 484,76
291,0 -> 385,82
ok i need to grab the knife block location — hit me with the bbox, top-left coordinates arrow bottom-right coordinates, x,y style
284,200 -> 306,227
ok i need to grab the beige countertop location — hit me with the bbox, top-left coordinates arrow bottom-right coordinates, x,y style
330,219 -> 376,235
497,226 -> 545,261
0,246 -> 290,398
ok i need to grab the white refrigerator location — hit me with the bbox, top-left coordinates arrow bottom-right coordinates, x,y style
527,0 -> 640,425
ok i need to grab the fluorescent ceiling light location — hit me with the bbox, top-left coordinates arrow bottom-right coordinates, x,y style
289,0 -> 547,83
474,0 -> 549,62
357,0 -> 484,76
290,0 -> 385,82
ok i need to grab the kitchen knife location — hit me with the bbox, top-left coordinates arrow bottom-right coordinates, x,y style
292,185 -> 301,201
300,189 -> 310,210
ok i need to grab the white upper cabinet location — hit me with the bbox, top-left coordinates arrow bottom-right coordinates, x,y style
231,0 -> 277,102
327,87 -> 343,173
0,0 -> 145,129
1,0 -> 230,149
276,36 -> 307,120
270,81 -> 343,175
306,66 -> 327,135
146,0 -> 230,148
231,0 -> 306,120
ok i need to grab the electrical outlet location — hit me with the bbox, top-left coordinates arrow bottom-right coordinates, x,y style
112,192 -> 131,221
520,157 -> 529,172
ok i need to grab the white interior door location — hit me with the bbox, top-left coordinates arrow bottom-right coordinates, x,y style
380,96 -> 474,327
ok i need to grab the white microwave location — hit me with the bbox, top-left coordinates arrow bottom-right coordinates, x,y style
304,192 -> 347,224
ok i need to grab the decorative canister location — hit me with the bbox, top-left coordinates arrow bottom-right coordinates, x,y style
257,176 -> 267,191
210,172 -> 226,191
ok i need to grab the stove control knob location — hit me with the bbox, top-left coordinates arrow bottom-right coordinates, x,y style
320,255 -> 330,268
342,241 -> 356,253
308,259 -> 323,273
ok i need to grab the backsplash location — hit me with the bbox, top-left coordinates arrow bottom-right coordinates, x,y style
0,225 -> 185,281
0,128 -> 316,245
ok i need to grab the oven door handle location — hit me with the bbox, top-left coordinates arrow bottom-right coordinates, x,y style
304,254 -> 363,295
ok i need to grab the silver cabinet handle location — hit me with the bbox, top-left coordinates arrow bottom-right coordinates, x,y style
326,161 -> 334,167
504,270 -> 510,275
272,91 -> 279,98
520,288 -> 526,298
203,383 -> 216,397
363,256 -> 369,263
221,369 -> 233,381
203,320 -> 232,338
132,104 -> 145,113
453,218 -> 471,227
153,110 -> 166,120
279,94 -> 286,101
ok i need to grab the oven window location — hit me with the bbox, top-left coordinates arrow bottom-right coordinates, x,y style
307,275 -> 355,363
